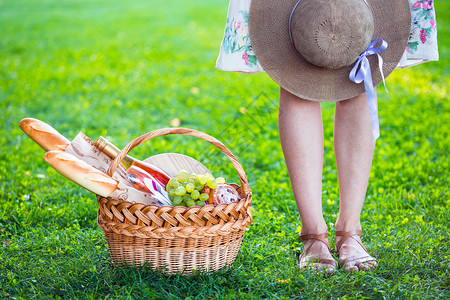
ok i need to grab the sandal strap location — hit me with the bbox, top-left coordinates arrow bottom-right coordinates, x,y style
299,232 -> 336,270
335,229 -> 368,254
299,232 -> 331,253
315,258 -> 337,266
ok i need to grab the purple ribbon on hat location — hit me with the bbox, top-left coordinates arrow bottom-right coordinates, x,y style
349,39 -> 388,142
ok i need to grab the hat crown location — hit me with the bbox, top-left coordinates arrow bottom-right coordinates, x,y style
291,0 -> 374,69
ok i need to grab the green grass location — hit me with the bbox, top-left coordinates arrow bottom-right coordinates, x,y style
0,0 -> 449,299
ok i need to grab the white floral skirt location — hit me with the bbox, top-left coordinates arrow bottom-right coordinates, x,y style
216,0 -> 439,73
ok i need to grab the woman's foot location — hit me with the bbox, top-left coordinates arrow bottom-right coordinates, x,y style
299,232 -> 337,273
335,229 -> 377,272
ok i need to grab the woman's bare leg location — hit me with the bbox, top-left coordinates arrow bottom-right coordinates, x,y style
279,88 -> 336,271
334,92 -> 377,271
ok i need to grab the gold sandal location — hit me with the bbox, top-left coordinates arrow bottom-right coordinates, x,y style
335,229 -> 377,271
299,232 -> 337,272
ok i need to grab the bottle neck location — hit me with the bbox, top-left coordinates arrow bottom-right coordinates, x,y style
94,136 -> 134,170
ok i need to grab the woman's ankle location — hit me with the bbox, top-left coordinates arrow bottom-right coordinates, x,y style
334,219 -> 362,232
299,221 -> 328,236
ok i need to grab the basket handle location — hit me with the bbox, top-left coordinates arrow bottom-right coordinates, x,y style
107,127 -> 251,196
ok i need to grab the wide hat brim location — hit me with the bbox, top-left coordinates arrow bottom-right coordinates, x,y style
249,0 -> 411,102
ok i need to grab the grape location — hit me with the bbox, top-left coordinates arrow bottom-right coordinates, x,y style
199,193 -> 209,202
198,175 -> 208,185
169,171 -> 226,208
175,186 -> 186,196
195,182 -> 204,191
190,189 -> 200,200
186,183 -> 195,193
186,200 -> 196,207
206,179 -> 218,189
173,181 -> 182,189
173,196 -> 183,205
176,173 -> 189,183
168,178 -> 177,187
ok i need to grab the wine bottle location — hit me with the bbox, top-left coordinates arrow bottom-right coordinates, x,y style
94,136 -> 171,188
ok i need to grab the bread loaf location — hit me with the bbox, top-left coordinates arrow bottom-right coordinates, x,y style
19,118 -> 70,151
44,150 -> 119,197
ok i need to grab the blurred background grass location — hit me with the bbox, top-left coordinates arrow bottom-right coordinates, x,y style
0,0 -> 449,299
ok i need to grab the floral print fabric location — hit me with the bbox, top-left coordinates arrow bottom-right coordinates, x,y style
222,10 -> 256,66
216,0 -> 439,72
398,0 -> 439,68
215,0 -> 263,73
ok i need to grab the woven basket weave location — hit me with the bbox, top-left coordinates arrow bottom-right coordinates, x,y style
96,128 -> 252,275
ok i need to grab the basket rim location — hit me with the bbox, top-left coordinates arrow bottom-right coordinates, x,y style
97,183 -> 252,211
96,192 -> 252,239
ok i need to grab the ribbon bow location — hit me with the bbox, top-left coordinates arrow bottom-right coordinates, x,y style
349,39 -> 388,142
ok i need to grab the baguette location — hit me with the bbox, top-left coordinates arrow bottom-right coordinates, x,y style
19,118 -> 70,151
44,150 -> 119,197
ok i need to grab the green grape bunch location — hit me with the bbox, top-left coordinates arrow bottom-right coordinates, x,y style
165,170 -> 225,208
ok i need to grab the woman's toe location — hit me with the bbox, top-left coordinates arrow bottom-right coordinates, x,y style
357,262 -> 371,271
346,265 -> 359,272
360,260 -> 377,271
323,264 -> 336,272
313,263 -> 336,273
367,260 -> 378,269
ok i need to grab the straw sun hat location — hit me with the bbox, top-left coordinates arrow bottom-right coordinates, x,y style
249,0 -> 411,102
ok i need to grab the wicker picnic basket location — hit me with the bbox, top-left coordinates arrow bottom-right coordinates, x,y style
96,128 -> 252,275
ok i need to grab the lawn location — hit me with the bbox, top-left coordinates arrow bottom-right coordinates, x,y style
0,0 -> 449,299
